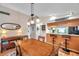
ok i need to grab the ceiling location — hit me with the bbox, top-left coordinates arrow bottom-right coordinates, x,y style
0,3 -> 79,17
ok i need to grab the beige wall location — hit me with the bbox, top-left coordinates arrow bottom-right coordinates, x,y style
0,5 -> 29,37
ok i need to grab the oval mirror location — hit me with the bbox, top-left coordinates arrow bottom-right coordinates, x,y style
1,23 -> 21,30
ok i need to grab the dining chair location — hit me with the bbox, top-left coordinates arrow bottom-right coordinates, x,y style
38,36 -> 45,42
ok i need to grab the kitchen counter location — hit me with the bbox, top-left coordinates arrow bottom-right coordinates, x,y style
47,33 -> 79,36
46,33 -> 79,55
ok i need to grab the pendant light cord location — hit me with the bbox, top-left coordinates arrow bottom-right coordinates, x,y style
31,3 -> 34,20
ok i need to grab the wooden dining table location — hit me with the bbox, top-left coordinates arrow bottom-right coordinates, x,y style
19,39 -> 53,56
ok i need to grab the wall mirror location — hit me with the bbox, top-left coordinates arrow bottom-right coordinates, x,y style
0,23 -> 21,30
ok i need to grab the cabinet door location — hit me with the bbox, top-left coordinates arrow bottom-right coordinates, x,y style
46,34 -> 53,44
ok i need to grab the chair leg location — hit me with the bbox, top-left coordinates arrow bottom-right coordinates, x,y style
18,46 -> 22,56
15,44 -> 22,56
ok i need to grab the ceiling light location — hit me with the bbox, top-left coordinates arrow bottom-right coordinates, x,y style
68,17 -> 78,19
27,3 -> 40,25
27,22 -> 30,25
36,19 -> 40,23
65,14 -> 72,17
49,16 -> 56,21
65,11 -> 73,17
65,13 -> 72,17
31,20 -> 34,24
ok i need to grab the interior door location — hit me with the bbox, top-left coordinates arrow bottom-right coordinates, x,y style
30,24 -> 36,39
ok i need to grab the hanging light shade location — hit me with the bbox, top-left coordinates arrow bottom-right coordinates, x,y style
36,18 -> 40,23
27,3 -> 40,25
30,13 -> 34,24
27,22 -> 30,25
31,20 -> 34,24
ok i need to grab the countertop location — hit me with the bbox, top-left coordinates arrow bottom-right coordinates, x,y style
47,33 -> 79,36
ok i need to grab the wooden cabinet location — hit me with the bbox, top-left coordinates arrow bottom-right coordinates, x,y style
46,34 -> 64,45
46,34 -> 53,44
68,36 -> 79,51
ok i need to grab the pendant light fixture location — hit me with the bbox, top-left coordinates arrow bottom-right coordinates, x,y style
30,3 -> 34,24
27,3 -> 40,25
27,3 -> 34,25
27,22 -> 30,25
36,18 -> 40,23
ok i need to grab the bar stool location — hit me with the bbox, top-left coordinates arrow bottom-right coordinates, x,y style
38,36 -> 45,42
50,34 -> 57,45
62,35 -> 71,53
14,40 -> 22,56
50,34 -> 57,55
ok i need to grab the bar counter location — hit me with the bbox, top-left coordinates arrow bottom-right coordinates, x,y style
46,33 -> 79,55
48,33 -> 79,36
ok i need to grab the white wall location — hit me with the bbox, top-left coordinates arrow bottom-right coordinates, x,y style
35,16 -> 49,41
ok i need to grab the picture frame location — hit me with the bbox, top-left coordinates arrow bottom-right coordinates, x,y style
41,25 -> 46,31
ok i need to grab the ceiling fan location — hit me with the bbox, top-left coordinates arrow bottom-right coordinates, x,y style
0,11 -> 10,15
